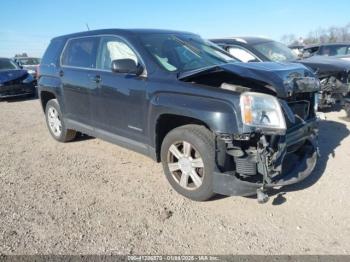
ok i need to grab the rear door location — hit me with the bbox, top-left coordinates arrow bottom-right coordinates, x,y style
60,36 -> 99,125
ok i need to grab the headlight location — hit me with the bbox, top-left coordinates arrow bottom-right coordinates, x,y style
240,92 -> 286,131
27,69 -> 36,75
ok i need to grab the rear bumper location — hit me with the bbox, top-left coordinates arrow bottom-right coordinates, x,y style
0,83 -> 36,98
213,121 -> 318,196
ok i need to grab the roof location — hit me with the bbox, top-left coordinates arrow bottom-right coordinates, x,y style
210,36 -> 273,45
288,44 -> 305,49
52,28 -> 197,41
14,57 -> 40,59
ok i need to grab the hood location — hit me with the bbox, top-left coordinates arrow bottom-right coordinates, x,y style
0,69 -> 29,84
298,56 -> 350,77
22,65 -> 38,71
178,62 -> 319,98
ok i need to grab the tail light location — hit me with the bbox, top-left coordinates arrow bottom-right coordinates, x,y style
36,65 -> 40,79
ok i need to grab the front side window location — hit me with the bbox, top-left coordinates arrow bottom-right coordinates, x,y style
97,37 -> 138,70
0,59 -> 19,70
228,46 -> 259,62
139,34 -> 237,72
61,37 -> 99,68
253,41 -> 297,62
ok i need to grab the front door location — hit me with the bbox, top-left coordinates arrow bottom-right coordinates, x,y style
91,36 -> 147,144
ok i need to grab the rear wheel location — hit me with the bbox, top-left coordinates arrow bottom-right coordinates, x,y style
161,125 -> 216,201
45,99 -> 76,142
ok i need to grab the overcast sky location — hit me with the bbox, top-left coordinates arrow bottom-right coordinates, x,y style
1,0 -> 349,57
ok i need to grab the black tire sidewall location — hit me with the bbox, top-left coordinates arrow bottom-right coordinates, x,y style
161,125 -> 215,201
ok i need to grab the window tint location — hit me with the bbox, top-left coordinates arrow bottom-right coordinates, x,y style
139,34 -> 236,72
320,45 -> 350,56
253,41 -> 297,62
0,59 -> 19,70
97,37 -> 138,70
61,37 -> 99,68
228,46 -> 258,62
41,38 -> 65,66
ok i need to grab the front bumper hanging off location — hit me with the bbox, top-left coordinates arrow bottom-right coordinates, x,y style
212,121 -> 318,198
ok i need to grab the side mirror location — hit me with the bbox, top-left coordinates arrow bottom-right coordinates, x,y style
111,59 -> 142,75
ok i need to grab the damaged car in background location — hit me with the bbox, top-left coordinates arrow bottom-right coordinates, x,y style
38,29 -> 320,203
211,37 -> 350,109
0,57 -> 36,99
13,57 -> 41,79
302,43 -> 350,62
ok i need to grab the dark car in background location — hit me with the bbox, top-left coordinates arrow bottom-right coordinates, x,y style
211,37 -> 350,109
38,29 -> 319,202
13,57 -> 41,78
0,58 -> 36,99
303,43 -> 350,62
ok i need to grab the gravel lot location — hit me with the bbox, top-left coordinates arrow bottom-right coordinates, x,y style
1,97 -> 350,255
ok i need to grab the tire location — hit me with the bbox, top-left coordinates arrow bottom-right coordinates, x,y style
45,99 -> 76,142
161,124 -> 216,201
345,100 -> 350,118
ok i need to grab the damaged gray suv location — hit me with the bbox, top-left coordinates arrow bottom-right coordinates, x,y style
38,29 -> 320,202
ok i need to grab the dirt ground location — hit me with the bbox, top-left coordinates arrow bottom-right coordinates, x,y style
0,97 -> 350,255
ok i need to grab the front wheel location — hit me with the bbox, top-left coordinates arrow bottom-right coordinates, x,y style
161,125 -> 216,201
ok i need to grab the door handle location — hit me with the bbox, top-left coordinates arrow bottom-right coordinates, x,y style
59,70 -> 64,77
90,75 -> 101,83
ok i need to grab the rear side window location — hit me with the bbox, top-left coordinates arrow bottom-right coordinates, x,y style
41,38 -> 66,66
61,37 -> 99,68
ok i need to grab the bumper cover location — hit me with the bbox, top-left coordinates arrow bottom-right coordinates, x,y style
0,83 -> 36,98
213,121 -> 318,196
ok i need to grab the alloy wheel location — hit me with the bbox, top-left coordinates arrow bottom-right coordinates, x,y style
167,141 -> 205,190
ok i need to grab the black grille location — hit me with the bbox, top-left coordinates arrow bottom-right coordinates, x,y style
288,100 -> 310,120
283,93 -> 315,128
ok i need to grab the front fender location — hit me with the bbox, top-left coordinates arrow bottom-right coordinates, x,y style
148,92 -> 241,143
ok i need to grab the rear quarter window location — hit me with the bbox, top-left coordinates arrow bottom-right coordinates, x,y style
41,38 -> 66,66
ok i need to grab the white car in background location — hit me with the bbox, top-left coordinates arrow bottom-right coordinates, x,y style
13,57 -> 41,78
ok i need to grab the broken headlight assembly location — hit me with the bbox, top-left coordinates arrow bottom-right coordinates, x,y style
240,92 -> 286,132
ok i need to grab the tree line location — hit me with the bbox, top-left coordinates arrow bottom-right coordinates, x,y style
281,22 -> 350,46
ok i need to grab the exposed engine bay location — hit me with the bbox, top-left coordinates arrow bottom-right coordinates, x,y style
317,72 -> 350,108
179,63 -> 320,202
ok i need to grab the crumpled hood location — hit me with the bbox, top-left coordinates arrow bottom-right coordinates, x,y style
0,69 -> 29,84
178,62 -> 319,98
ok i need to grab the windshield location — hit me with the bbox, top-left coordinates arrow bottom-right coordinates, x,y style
17,58 -> 41,65
253,41 -> 297,62
0,59 -> 19,70
139,34 -> 237,72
